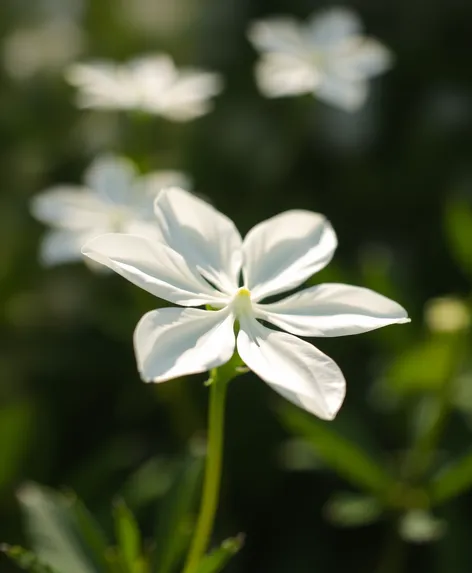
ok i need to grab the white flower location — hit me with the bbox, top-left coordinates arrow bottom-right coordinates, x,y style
248,6 -> 393,111
82,187 -> 410,420
66,54 -> 223,121
31,155 -> 189,266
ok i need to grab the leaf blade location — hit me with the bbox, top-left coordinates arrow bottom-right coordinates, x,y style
194,535 -> 244,573
279,405 -> 395,495
17,483 -> 96,573
430,450 -> 472,505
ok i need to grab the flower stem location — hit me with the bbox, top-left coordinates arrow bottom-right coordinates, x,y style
182,368 -> 229,573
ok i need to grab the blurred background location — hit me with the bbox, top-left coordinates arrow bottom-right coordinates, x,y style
1,0 -> 472,572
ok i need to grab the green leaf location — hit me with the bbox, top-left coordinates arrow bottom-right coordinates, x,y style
386,337 -> 454,395
445,198 -> 472,277
17,483 -> 97,573
152,451 -> 204,573
113,501 -> 141,573
67,493 -> 110,572
278,438 -> 324,471
1,545 -> 58,573
120,457 -> 178,511
430,451 -> 472,504
194,535 -> 244,573
324,492 -> 382,528
399,510 -> 446,544
279,405 -> 395,495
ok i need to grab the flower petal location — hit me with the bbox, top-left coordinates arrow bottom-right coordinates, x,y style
84,155 -> 137,205
132,170 -> 191,220
129,54 -> 176,96
307,7 -> 362,48
155,72 -> 223,121
248,17 -> 306,55
154,187 -> 243,294
31,187 -> 110,230
335,38 -> 394,80
39,229 -> 96,265
257,283 -> 410,337
66,62 -> 138,109
315,75 -> 367,112
254,53 -> 318,98
82,233 -> 227,306
121,220 -> 165,244
242,210 -> 337,301
237,317 -> 345,419
134,307 -> 235,382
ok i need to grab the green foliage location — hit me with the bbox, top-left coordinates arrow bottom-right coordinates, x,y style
279,405 -> 395,496
10,453 -> 225,573
152,453 -> 204,573
17,483 -> 97,573
1,545 -> 59,573
430,451 -> 472,505
386,337 -> 456,395
445,198 -> 472,278
67,495 -> 110,573
113,501 -> 143,573
194,536 -> 244,573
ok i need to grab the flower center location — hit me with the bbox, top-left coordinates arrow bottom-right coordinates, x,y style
231,286 -> 253,318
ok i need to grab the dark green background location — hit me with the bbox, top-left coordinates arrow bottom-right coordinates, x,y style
1,0 -> 472,571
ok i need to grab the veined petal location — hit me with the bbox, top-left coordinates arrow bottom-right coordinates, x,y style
257,283 -> 410,337
31,187 -> 110,230
84,155 -> 137,205
254,53 -> 318,98
134,307 -> 235,382
154,187 -> 243,294
82,233 -> 227,306
307,7 -> 362,48
237,317 -> 345,420
243,210 -> 337,301
40,229 -> 97,265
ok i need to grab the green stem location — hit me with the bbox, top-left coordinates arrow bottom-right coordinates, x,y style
182,369 -> 228,573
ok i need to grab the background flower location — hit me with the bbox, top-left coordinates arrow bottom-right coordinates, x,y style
66,54 -> 224,121
248,7 -> 393,111
31,155 -> 189,265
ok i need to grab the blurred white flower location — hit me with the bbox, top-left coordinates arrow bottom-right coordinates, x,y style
66,54 -> 223,121
83,187 -> 410,420
248,6 -> 393,111
31,156 -> 189,266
